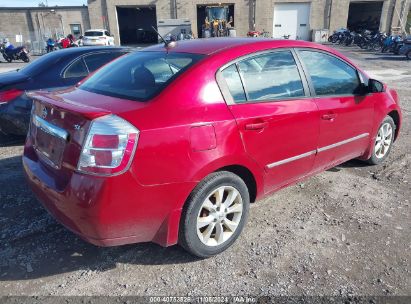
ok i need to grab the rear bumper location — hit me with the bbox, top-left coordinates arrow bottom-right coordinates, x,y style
22,152 -> 196,247
0,97 -> 31,136
82,41 -> 107,46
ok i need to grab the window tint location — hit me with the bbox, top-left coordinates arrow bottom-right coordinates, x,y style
19,51 -> 64,76
63,58 -> 88,78
85,31 -> 104,37
221,64 -> 246,103
105,31 -> 110,36
299,51 -> 360,96
80,52 -> 204,101
84,52 -> 124,73
238,51 -> 305,101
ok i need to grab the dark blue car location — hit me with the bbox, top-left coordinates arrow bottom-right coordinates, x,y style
0,46 -> 131,136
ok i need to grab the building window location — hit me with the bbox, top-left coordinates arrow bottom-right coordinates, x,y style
70,24 -> 82,37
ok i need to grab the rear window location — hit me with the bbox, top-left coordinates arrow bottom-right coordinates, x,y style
19,51 -> 64,76
80,51 -> 204,101
85,31 -> 104,37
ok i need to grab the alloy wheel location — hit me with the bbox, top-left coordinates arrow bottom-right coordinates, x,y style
375,122 -> 393,159
196,186 -> 243,247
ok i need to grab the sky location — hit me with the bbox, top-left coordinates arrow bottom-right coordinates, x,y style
0,0 -> 87,7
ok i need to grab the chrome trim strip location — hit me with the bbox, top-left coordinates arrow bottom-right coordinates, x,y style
266,133 -> 369,169
33,115 -> 69,141
267,150 -> 316,169
317,133 -> 369,153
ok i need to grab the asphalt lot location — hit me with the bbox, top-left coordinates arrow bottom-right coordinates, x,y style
0,45 -> 410,297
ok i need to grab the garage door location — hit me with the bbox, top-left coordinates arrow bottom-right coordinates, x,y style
273,3 -> 311,40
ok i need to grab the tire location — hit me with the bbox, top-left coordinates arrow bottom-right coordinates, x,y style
372,43 -> 380,52
366,116 -> 395,165
22,54 -> 30,63
179,171 -> 250,258
3,54 -> 12,63
406,51 -> 411,60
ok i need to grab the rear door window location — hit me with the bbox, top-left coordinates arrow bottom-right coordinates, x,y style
238,51 -> 305,102
80,52 -> 204,101
83,52 -> 126,73
63,57 -> 88,78
220,51 -> 305,103
221,64 -> 246,103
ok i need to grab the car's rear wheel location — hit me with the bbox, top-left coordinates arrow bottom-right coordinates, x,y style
406,51 -> 411,60
366,116 -> 395,165
179,171 -> 249,258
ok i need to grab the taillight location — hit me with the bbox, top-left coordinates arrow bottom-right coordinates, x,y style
77,114 -> 139,176
0,89 -> 23,104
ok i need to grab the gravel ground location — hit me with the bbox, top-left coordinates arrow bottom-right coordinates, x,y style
0,45 -> 410,297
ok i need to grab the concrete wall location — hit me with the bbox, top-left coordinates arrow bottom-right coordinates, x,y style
1,0 -> 409,47
93,0 -> 408,45
0,6 -> 90,45
95,0 -> 329,44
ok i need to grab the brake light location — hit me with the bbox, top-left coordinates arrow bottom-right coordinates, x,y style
77,115 -> 139,176
0,89 -> 23,104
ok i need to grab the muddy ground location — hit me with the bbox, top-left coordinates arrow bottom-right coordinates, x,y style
0,45 -> 410,297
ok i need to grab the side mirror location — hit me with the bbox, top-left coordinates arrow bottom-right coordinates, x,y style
368,79 -> 385,93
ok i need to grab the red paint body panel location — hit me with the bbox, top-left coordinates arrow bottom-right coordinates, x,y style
312,95 -> 375,171
228,99 -> 319,192
23,39 -> 402,247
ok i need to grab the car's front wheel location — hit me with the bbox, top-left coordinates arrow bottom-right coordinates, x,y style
367,115 -> 395,165
179,171 -> 250,258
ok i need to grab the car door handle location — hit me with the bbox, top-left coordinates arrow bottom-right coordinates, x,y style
321,113 -> 337,120
245,122 -> 268,130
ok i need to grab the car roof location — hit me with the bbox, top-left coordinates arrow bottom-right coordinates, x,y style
143,38 -> 335,56
55,46 -> 131,55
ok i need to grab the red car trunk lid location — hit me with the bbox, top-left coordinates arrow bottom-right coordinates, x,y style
28,91 -> 111,171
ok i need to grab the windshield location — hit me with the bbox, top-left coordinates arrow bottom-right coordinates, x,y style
85,31 -> 104,37
207,7 -> 227,20
80,51 -> 204,101
19,51 -> 64,76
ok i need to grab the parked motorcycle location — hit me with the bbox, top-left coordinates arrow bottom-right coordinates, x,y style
328,28 -> 349,44
46,38 -> 57,53
382,35 -> 404,54
247,30 -> 270,38
1,42 -> 30,63
399,36 -> 411,59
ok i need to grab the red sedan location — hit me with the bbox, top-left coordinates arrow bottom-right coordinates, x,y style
23,38 -> 402,257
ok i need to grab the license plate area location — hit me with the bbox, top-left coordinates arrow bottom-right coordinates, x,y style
32,115 -> 68,169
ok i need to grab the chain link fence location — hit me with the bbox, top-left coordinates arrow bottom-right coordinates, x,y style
1,27 -> 65,56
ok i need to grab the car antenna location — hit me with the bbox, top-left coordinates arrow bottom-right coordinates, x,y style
151,26 -> 176,51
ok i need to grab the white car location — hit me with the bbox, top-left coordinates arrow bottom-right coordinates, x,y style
82,29 -> 115,46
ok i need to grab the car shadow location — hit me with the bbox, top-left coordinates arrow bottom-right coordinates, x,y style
0,155 -> 199,281
363,55 -> 408,61
0,133 -> 26,147
326,159 -> 370,173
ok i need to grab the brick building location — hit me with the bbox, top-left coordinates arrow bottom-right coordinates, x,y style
0,0 -> 410,46
0,6 -> 90,45
86,0 -> 410,45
